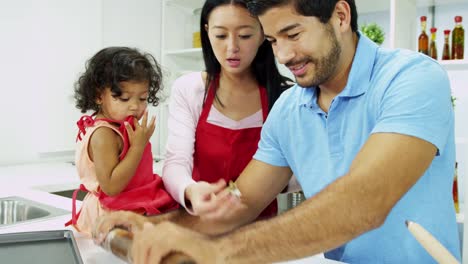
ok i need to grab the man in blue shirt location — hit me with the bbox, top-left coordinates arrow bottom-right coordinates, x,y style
94,0 -> 460,263
245,0 -> 459,262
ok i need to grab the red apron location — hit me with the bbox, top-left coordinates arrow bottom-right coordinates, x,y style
192,78 -> 277,218
66,115 -> 178,227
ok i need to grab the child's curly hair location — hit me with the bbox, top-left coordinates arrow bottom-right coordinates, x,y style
74,47 -> 163,113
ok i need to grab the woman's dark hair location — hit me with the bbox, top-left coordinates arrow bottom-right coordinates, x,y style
74,47 -> 163,113
200,0 -> 292,111
246,0 -> 358,32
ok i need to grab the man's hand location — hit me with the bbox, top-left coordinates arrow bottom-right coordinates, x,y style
132,222 -> 221,264
125,110 -> 156,150
93,211 -> 148,245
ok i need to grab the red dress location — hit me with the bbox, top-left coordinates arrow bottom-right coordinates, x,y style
66,115 -> 178,235
192,78 -> 278,218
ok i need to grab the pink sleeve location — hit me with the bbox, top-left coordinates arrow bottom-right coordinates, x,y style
162,72 -> 204,210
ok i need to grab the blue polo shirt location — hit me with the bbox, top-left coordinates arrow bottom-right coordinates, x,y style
254,34 -> 460,263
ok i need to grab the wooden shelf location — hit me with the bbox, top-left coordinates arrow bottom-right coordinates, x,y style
458,202 -> 465,223
356,0 -> 467,14
166,0 -> 466,12
164,48 -> 202,59
165,0 -> 203,11
457,212 -> 464,224
439,60 -> 468,71
356,0 -> 389,14
416,0 -> 468,8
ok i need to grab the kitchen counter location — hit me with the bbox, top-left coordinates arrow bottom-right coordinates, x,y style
0,187 -> 126,264
0,162 -> 344,263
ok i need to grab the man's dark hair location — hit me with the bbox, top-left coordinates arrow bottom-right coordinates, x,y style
246,0 -> 358,32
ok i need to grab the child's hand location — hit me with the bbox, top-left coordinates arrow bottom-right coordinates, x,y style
125,110 -> 156,150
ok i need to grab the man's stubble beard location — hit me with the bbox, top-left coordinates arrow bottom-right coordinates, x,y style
297,24 -> 341,88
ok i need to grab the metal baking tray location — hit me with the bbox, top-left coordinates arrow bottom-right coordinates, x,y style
0,230 -> 83,264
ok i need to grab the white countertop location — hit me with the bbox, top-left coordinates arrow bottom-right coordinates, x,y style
0,161 -> 343,264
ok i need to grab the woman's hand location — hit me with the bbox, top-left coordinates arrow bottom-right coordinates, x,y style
185,179 -> 248,222
125,110 -> 156,150
185,179 -> 227,215
92,210 -> 148,245
132,222 -> 220,264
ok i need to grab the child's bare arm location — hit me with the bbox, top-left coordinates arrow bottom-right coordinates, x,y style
90,127 -> 141,196
91,112 -> 156,196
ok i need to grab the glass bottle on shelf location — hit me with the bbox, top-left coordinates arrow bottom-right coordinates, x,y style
452,16 -> 464,60
429,27 -> 438,60
192,8 -> 202,48
442,30 -> 451,60
418,16 -> 429,55
453,162 -> 459,213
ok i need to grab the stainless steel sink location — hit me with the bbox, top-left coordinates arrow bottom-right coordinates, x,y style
0,196 -> 69,226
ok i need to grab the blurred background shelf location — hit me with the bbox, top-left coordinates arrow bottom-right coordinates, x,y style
165,0 -> 203,10
356,0 -> 467,14
440,60 -> 468,71
165,48 -> 202,59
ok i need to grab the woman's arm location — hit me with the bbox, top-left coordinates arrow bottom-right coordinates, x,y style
162,72 -> 205,209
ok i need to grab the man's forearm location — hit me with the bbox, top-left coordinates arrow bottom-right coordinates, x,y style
147,208 -> 184,225
149,208 -> 253,236
216,174 -> 385,263
215,134 -> 435,263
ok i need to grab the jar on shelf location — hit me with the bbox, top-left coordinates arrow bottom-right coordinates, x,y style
418,16 -> 429,55
192,8 -> 202,48
453,162 -> 459,213
442,29 -> 451,60
451,16 -> 464,60
429,27 -> 438,60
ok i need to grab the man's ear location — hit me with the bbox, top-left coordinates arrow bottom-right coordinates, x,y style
334,0 -> 352,32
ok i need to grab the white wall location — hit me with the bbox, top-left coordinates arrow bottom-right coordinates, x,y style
102,0 -> 162,59
101,0 -> 163,157
0,0 -> 163,165
0,0 -> 102,165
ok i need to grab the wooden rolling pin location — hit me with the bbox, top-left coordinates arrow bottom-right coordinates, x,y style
406,220 -> 459,264
102,228 -> 196,264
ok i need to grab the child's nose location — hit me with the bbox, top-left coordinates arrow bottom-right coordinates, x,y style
129,101 -> 139,110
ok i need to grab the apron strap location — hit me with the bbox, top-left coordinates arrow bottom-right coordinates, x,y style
259,86 -> 269,122
201,77 -> 269,122
199,76 -> 219,123
64,184 -> 89,227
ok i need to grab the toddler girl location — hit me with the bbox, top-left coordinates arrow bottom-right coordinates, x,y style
66,47 -> 178,235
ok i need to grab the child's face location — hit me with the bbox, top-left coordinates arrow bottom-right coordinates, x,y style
97,81 -> 149,121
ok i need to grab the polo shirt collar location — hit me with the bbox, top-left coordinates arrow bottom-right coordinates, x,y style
340,31 -> 377,98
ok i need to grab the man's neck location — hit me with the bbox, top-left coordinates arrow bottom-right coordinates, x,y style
319,32 -> 359,97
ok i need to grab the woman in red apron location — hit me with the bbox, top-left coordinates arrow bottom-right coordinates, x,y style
162,0 -> 291,219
